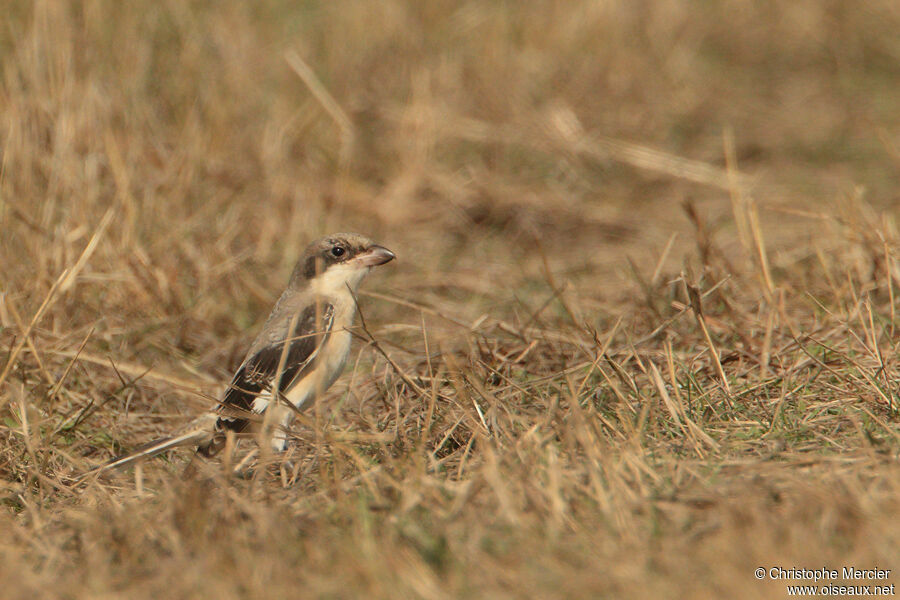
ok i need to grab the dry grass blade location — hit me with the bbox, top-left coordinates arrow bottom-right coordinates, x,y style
685,280 -> 733,402
284,49 -> 355,165
0,208 -> 114,400
0,273 -> 66,402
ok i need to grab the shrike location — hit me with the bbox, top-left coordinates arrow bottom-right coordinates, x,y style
95,233 -> 395,473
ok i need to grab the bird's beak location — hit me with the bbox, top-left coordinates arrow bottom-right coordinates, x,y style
357,245 -> 395,267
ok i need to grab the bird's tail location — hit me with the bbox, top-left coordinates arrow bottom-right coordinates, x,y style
81,428 -> 211,479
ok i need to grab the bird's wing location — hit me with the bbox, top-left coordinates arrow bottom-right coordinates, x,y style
214,301 -> 335,434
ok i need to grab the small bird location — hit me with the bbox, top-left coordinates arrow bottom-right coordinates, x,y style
93,233 -> 395,474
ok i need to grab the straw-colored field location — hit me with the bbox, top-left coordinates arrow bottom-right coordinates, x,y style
2,2 -> 899,598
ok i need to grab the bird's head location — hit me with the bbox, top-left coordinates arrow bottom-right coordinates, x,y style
294,233 -> 395,294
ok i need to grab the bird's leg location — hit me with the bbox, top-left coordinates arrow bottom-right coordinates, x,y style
267,401 -> 296,453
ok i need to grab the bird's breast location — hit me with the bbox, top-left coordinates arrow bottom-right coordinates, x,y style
282,302 -> 355,411
320,327 -> 352,388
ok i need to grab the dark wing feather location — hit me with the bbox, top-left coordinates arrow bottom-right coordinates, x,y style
214,302 -> 334,434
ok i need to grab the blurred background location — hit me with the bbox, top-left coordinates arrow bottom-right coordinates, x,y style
2,2 -> 899,598
3,1 -> 898,329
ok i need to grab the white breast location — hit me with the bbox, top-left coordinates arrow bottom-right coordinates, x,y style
281,293 -> 356,412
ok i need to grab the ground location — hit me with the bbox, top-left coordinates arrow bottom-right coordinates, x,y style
1,2 -> 899,598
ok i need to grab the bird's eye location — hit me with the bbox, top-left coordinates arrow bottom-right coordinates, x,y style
331,246 -> 345,258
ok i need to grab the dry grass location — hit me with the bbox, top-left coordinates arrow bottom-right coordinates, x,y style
2,1 -> 900,598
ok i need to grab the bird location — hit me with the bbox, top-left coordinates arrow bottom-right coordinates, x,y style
90,233 -> 395,475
